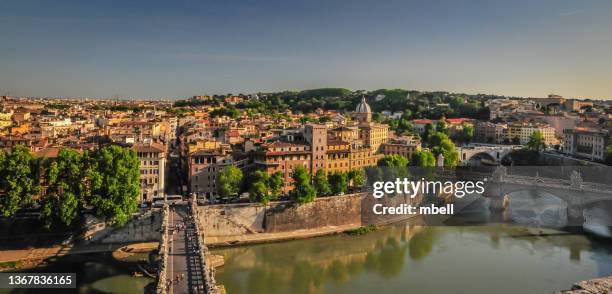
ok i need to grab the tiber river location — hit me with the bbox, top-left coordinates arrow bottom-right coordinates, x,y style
213,194 -> 612,294
4,194 -> 612,294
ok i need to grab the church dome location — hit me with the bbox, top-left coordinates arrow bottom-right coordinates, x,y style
355,96 -> 371,114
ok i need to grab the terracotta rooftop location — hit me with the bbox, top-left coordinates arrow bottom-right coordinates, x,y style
133,142 -> 166,153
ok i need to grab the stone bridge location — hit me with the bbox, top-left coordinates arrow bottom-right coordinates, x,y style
156,199 -> 220,294
483,166 -> 612,225
458,144 -> 521,165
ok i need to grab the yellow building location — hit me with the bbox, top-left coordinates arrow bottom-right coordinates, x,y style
506,123 -> 558,145
10,123 -> 31,136
326,140 -> 351,174
188,139 -> 223,155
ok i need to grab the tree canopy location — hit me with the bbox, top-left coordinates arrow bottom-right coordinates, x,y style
313,169 -> 331,196
429,132 -> 459,167
88,146 -> 140,227
0,145 -> 39,218
290,166 -> 316,204
328,172 -> 348,195
527,130 -> 546,152
1,146 -> 141,229
377,154 -> 409,167
217,166 -> 243,201
411,150 -> 436,167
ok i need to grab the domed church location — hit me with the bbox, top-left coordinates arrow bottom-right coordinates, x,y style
353,96 -> 388,152
354,95 -> 372,123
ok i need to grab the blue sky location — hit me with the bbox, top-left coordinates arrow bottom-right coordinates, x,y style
1,0 -> 611,99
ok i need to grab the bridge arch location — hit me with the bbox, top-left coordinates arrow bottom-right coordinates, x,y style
584,200 -> 612,237
465,151 -> 497,162
501,189 -> 569,227
459,146 -> 516,166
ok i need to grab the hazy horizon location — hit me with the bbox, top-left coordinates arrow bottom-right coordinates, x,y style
2,87 -> 604,102
1,0 -> 611,100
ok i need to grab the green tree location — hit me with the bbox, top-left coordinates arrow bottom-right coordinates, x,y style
377,154 -> 409,167
268,171 -> 284,198
423,123 -> 435,143
347,169 -> 366,187
411,150 -> 436,167
0,146 -> 39,217
372,112 -> 383,123
527,130 -> 546,152
450,96 -> 465,109
290,166 -> 316,204
436,119 -> 448,135
248,170 -> 274,204
249,180 -> 269,205
328,172 -> 348,195
430,132 -> 459,167
89,146 -> 140,227
458,124 -> 474,144
43,149 -> 84,227
217,165 -> 243,201
313,169 -> 331,196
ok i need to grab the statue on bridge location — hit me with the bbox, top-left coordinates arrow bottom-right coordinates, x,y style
492,166 -> 506,182
570,170 -> 583,189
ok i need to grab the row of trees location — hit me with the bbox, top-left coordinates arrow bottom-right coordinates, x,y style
0,145 -> 141,229
377,153 -> 436,168
215,165 -> 366,205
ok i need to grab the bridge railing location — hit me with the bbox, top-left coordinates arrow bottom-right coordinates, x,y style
190,197 -> 220,294
156,204 -> 169,294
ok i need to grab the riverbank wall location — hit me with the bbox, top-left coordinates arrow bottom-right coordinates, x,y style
198,192 -> 424,246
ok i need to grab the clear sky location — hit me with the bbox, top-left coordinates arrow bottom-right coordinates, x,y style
1,0 -> 611,99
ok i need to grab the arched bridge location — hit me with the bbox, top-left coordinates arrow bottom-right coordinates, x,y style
483,167 -> 612,225
458,145 -> 521,165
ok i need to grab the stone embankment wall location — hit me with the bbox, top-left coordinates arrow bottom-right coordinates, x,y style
88,209 -> 163,244
199,203 -> 266,236
361,193 -> 424,226
198,192 -> 423,239
264,194 -> 361,232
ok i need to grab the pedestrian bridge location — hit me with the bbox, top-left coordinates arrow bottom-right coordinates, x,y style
156,201 -> 220,294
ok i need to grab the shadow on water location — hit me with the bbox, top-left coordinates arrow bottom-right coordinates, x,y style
1,251 -> 156,294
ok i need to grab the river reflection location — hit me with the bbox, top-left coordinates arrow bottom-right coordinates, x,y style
214,223 -> 612,294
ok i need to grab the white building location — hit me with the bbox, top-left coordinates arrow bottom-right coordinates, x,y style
562,127 -> 608,161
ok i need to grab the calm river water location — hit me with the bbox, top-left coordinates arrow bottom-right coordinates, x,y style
213,223 -> 612,294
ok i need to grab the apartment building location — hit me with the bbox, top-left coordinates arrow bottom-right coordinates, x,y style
134,142 -> 166,203
188,147 -> 237,198
382,136 -> 422,159
506,123 -> 558,145
562,127 -> 608,161
474,122 -> 507,144
255,141 -> 312,193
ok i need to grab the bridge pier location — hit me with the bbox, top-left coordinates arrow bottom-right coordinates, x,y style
567,206 -> 585,227
487,195 -> 511,223
488,195 -> 509,211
